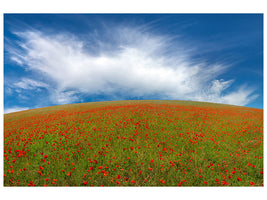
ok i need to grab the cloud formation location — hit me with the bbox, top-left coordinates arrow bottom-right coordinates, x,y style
5,106 -> 30,114
6,26 -> 258,107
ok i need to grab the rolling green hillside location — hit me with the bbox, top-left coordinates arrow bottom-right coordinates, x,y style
4,100 -> 263,186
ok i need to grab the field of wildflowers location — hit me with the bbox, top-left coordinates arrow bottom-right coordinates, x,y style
4,100 -> 263,186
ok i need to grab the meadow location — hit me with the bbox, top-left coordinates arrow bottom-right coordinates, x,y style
3,100 -> 263,186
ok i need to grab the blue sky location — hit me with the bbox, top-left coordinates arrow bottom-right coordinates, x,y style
4,14 -> 263,113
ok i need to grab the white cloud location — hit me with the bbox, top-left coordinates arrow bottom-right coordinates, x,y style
221,87 -> 259,106
13,78 -> 49,90
6,27 -> 258,106
5,106 -> 29,114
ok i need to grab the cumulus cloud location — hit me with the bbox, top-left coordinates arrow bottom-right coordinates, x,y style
6,26 -> 258,106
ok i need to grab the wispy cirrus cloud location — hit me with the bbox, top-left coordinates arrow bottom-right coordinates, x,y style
6,25 -> 258,107
4,106 -> 30,114
13,78 -> 49,90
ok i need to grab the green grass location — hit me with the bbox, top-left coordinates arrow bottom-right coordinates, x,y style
4,100 -> 263,186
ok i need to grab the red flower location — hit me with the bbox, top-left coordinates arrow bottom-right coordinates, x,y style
250,182 -> 255,185
116,175 -> 121,179
237,177 -> 241,181
130,180 -> 135,184
83,181 -> 87,185
160,179 -> 165,184
67,171 -> 71,176
149,167 -> 152,171
39,166 -> 44,170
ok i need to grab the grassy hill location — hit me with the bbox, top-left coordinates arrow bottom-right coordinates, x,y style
4,100 -> 263,186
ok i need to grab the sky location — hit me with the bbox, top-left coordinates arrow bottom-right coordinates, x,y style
3,14 -> 263,113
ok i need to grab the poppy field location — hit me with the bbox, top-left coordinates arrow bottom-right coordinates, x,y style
3,100 -> 263,186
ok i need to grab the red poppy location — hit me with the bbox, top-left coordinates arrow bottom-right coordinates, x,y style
250,182 -> 255,185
